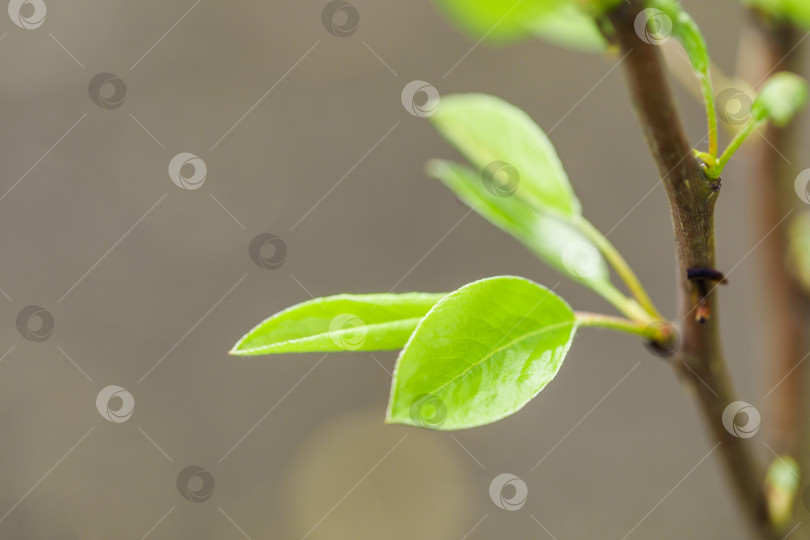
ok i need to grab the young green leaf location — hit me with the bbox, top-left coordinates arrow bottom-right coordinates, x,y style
431,93 -> 581,217
647,0 -> 718,158
386,276 -> 577,430
230,293 -> 446,355
709,72 -> 808,177
743,0 -> 810,29
431,0 -> 608,50
523,4 -> 607,52
752,71 -> 809,126
427,159 -> 612,291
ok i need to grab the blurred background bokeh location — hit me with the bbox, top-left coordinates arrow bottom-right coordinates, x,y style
0,1 -> 808,538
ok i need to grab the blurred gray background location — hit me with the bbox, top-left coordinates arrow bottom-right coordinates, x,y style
0,0 -> 807,538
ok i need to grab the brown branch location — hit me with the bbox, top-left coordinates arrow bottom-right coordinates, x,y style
607,2 -> 774,537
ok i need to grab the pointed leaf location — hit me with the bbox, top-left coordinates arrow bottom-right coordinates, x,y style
427,159 -> 611,291
430,93 -> 581,217
752,71 -> 809,127
386,276 -> 577,430
231,293 -> 446,355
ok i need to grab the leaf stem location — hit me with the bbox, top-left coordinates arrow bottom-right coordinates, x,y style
574,311 -> 650,337
709,117 -> 760,178
574,215 -> 664,320
701,73 -> 720,159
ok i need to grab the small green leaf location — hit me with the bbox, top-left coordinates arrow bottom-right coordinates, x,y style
231,293 -> 446,355
431,93 -> 581,217
523,4 -> 607,52
432,0 -> 609,51
743,0 -> 810,29
710,72 -> 809,178
647,0 -> 718,157
765,454 -> 800,529
386,276 -> 577,430
427,159 -> 611,291
752,72 -> 809,126
432,0 -> 559,44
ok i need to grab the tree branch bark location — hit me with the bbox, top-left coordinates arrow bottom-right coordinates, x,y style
607,2 -> 773,537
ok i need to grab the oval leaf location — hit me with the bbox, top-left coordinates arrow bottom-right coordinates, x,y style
524,4 -> 607,52
433,0 -> 566,44
231,293 -> 446,355
752,71 -> 809,127
430,93 -> 581,217
743,0 -> 810,30
427,159 -> 611,291
386,276 -> 577,430
432,0 -> 610,51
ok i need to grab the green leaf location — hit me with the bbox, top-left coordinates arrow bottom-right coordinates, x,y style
427,159 -> 611,292
647,0 -> 717,157
386,276 -> 577,430
765,454 -> 800,529
432,0 -> 559,44
431,93 -> 581,217
523,4 -> 607,52
431,0 -> 616,50
752,72 -> 809,126
743,0 -> 810,29
710,72 -> 808,178
230,293 -> 446,355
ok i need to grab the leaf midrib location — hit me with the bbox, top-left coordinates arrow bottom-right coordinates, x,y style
402,319 -> 575,402
235,316 -> 426,353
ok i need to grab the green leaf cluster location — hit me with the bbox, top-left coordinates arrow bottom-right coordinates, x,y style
233,94 -> 662,429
